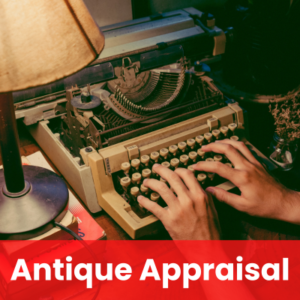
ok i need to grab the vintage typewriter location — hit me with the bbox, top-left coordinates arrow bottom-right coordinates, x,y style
14,8 -> 276,239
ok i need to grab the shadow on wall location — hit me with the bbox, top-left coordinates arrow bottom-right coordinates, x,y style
132,0 -> 228,18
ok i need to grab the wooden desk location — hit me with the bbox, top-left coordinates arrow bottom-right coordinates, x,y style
5,120 -> 299,241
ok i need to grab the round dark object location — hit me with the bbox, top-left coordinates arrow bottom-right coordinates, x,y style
71,94 -> 101,110
85,147 -> 93,153
0,165 -> 69,236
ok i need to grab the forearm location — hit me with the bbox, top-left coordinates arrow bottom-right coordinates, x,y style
279,190 -> 300,225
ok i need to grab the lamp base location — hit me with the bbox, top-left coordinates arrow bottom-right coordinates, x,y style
0,165 -> 69,240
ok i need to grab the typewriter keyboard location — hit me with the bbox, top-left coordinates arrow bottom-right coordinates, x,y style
113,123 -> 239,218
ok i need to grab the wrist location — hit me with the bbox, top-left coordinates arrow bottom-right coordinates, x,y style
277,188 -> 300,225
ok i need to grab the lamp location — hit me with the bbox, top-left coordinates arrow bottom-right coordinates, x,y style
0,0 -> 104,239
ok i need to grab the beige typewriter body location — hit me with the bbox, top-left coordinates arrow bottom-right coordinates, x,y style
15,8 -> 275,239
88,103 -> 243,238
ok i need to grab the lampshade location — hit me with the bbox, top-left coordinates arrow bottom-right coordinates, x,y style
0,0 -> 105,93
0,0 -> 105,239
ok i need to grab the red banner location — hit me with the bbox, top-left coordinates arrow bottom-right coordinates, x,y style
1,240 -> 300,300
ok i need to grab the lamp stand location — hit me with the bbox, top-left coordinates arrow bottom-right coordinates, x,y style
0,92 -> 69,239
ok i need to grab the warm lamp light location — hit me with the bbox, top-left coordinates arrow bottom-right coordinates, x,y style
0,0 -> 104,239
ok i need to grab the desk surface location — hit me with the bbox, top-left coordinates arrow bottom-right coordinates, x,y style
7,121 -> 300,241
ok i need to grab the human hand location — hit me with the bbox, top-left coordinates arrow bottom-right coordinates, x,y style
137,164 -> 221,240
193,140 -> 300,224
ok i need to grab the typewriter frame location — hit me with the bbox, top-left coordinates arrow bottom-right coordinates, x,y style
87,101 -> 275,239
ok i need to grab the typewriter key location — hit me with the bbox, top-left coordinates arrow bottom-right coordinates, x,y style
207,172 -> 215,181
170,158 -> 180,170
189,151 -> 198,163
220,126 -> 229,138
205,157 -> 214,162
150,192 -> 160,203
197,173 -> 207,185
204,132 -> 213,143
212,129 -> 221,140
230,135 -> 239,141
187,138 -> 196,150
169,145 -> 178,157
141,155 -> 150,167
140,184 -> 149,196
132,173 -> 142,185
150,151 -> 160,163
152,167 -> 159,179
120,177 -> 131,191
142,168 -> 152,179
228,123 -> 237,134
121,162 -> 131,176
214,155 -> 223,162
188,165 -> 195,174
178,141 -> 187,154
131,159 -> 141,171
225,162 -> 233,168
130,187 -> 140,201
196,135 -> 204,147
160,148 -> 169,160
180,154 -> 189,167
197,148 -> 206,160
161,161 -> 170,169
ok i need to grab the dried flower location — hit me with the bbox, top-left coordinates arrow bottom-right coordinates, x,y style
269,93 -> 300,142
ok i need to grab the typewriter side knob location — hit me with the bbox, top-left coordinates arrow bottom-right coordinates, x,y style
71,86 -> 101,110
